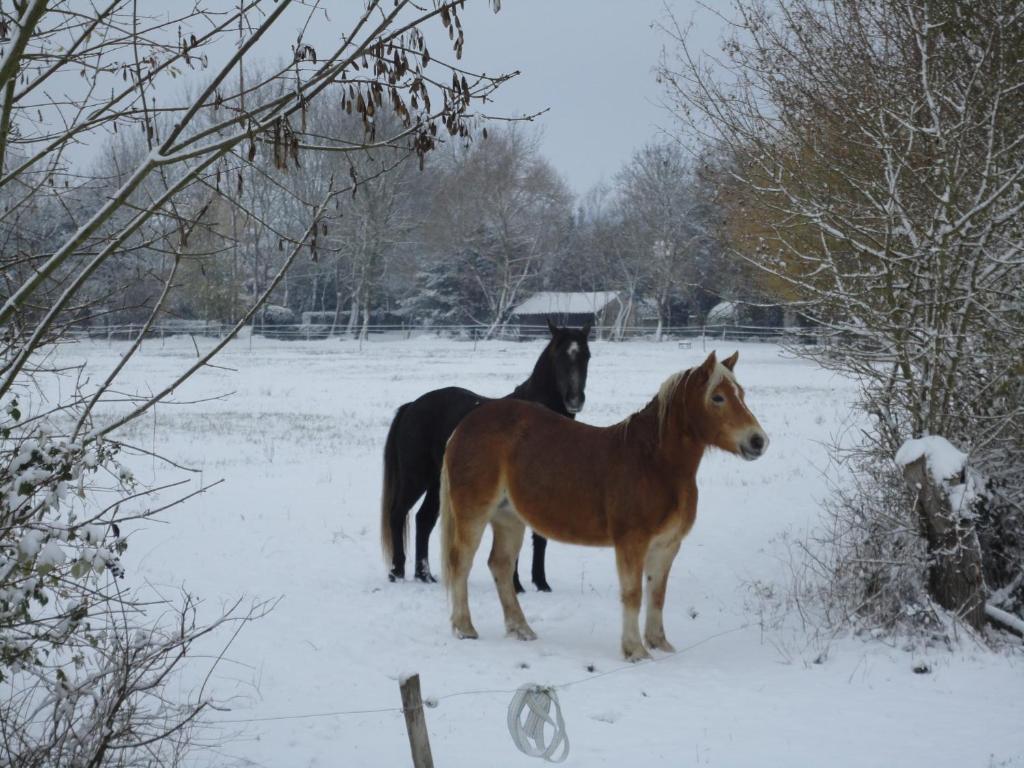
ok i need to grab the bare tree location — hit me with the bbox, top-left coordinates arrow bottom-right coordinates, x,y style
337,118 -> 418,338
423,127 -> 573,336
615,141 -> 714,337
0,1 -> 514,762
562,185 -> 643,340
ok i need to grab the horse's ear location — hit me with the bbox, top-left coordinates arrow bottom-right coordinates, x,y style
722,351 -> 738,371
695,351 -> 717,380
581,321 -> 592,338
547,317 -> 558,336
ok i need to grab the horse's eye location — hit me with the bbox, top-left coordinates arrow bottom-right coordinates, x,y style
711,394 -> 726,405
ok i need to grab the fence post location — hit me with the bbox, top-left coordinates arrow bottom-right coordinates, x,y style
399,674 -> 434,768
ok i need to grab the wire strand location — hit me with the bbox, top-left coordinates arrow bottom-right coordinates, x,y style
205,623 -> 749,726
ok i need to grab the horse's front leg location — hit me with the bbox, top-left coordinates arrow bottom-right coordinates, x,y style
615,539 -> 651,661
512,533 -> 550,594
530,532 -> 551,592
512,556 -> 525,594
643,536 -> 682,652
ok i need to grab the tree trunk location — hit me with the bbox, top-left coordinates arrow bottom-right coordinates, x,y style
319,274 -> 329,314
331,260 -> 343,335
901,455 -> 986,631
360,303 -> 370,340
331,294 -> 343,335
613,294 -> 632,341
346,294 -> 359,336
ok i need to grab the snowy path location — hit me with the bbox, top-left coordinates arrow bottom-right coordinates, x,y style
60,335 -> 1023,767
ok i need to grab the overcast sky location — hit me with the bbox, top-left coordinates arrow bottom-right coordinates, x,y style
419,0 -> 727,194
254,0 -> 729,195
56,1 -> 728,194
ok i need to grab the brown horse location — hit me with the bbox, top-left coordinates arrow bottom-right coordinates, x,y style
439,350 -> 768,660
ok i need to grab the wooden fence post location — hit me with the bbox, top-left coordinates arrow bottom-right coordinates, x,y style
399,673 -> 434,768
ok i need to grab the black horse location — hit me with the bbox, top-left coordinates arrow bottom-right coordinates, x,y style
381,319 -> 592,592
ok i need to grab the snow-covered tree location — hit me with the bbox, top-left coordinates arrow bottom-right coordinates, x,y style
0,0 -> 513,762
423,128 -> 573,337
615,142 -> 715,336
661,0 -> 1024,633
402,247 -> 494,325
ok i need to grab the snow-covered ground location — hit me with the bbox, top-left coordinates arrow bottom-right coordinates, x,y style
60,335 -> 1023,767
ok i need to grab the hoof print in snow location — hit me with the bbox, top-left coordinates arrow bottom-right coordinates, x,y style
585,663 -> 596,673
590,710 -> 620,724
517,661 -> 530,669
912,662 -> 931,674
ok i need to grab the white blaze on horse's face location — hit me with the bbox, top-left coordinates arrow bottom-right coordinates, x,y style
705,357 -> 769,461
546,322 -> 592,416
565,342 -> 589,415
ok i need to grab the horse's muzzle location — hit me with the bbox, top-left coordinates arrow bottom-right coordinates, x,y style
740,432 -> 768,461
565,397 -> 585,415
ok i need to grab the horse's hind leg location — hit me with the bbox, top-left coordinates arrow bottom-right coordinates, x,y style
489,509 -> 536,641
448,513 -> 487,640
615,538 -> 652,661
413,482 -> 440,583
643,536 -> 682,652
388,479 -> 425,582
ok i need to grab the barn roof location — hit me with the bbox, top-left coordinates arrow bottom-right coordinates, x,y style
510,291 -> 620,317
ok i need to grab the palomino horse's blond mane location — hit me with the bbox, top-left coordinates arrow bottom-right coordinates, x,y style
653,360 -> 737,444
619,370 -> 689,444
655,369 -> 688,444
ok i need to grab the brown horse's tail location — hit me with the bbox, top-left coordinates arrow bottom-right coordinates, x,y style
380,403 -> 409,567
439,457 -> 455,595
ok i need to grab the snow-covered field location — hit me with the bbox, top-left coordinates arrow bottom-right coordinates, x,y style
61,335 -> 1023,767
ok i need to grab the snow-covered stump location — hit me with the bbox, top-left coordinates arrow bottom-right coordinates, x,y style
896,437 -> 986,631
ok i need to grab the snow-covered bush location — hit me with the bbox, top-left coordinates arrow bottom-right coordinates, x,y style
806,454 -> 936,637
0,389 -> 270,766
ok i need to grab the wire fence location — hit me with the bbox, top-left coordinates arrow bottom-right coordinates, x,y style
68,321 -> 829,346
204,621 -> 750,766
205,623 -> 750,727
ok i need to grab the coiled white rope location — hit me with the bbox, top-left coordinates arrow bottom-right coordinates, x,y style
506,684 -> 569,763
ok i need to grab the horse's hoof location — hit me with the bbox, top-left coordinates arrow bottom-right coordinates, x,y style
534,582 -> 552,593
388,569 -> 403,582
508,625 -> 538,641
415,571 -> 438,584
645,637 -> 676,653
623,646 -> 652,663
513,578 -> 525,595
454,626 -> 479,640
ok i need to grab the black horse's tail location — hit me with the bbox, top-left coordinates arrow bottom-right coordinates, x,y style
381,403 -> 409,567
